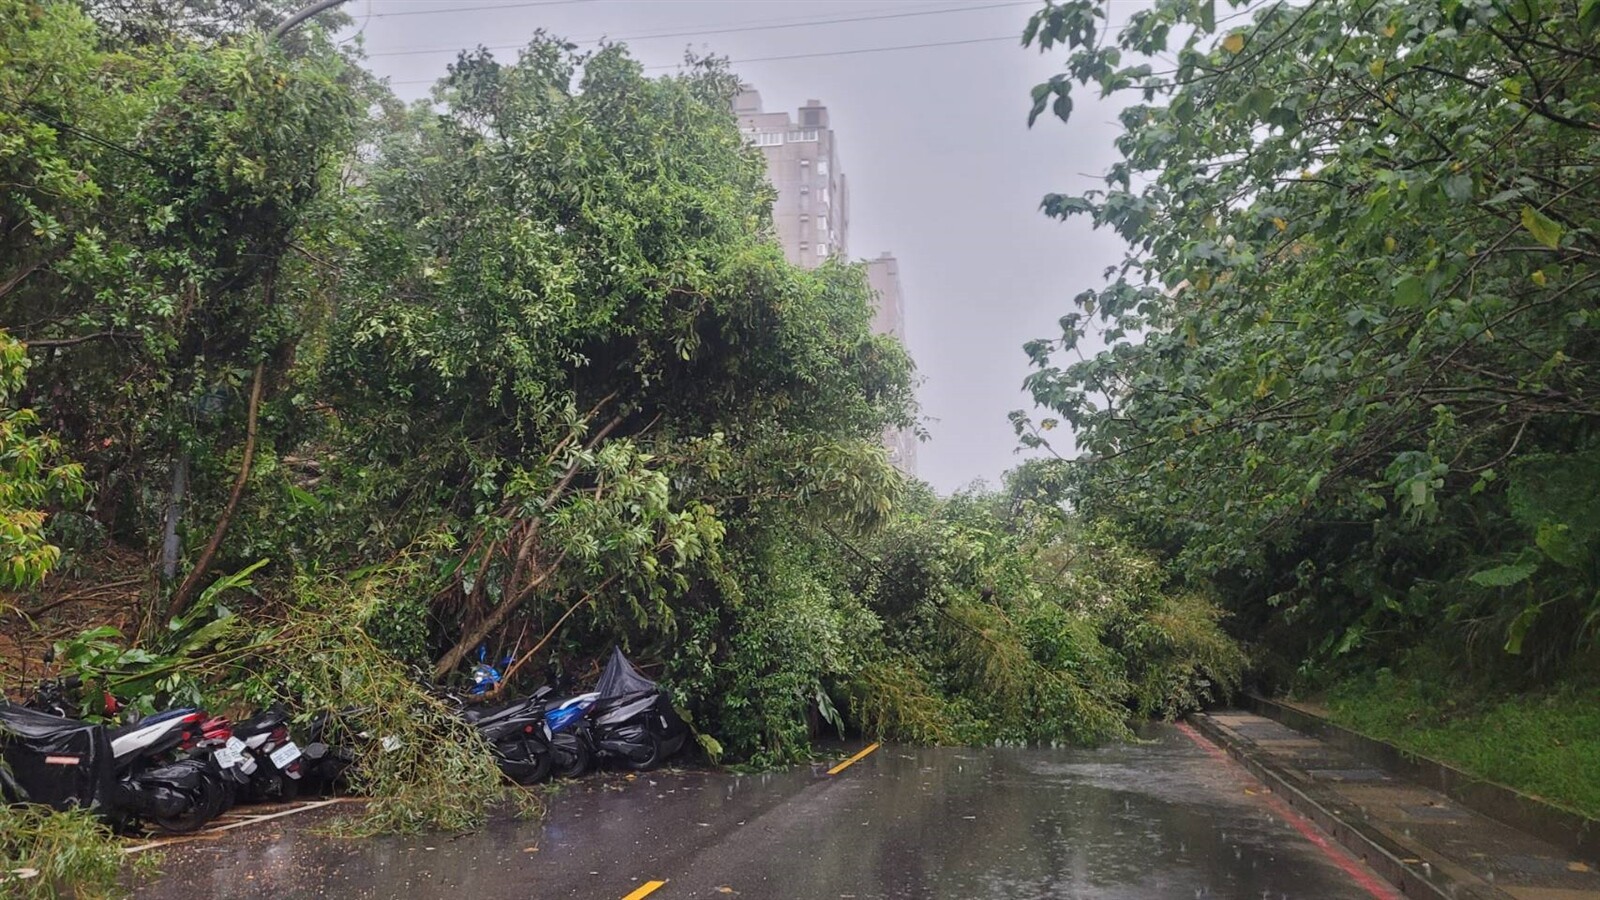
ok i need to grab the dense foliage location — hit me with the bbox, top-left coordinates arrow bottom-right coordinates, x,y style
0,8 -> 1244,866
1020,0 -> 1600,686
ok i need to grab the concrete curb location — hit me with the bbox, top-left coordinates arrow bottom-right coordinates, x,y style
1187,712 -> 1506,899
1245,694 -> 1600,865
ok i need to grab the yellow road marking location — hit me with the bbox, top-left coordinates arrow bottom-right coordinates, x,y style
827,742 -> 881,776
622,880 -> 667,900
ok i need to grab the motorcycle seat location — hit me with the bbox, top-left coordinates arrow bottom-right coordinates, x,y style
462,697 -> 538,726
233,710 -> 287,735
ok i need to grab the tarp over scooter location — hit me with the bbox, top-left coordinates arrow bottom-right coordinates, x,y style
0,703 -> 116,811
590,647 -> 688,763
594,646 -> 657,702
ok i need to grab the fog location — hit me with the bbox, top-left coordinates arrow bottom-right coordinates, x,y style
343,0 -> 1134,493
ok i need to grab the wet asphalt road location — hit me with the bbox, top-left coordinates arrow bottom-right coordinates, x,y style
131,723 -> 1388,899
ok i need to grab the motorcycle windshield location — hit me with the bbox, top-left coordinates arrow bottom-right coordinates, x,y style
0,703 -> 115,812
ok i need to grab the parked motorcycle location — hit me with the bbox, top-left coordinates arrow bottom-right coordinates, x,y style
541,690 -> 596,779
26,673 -> 242,824
0,701 -> 116,813
574,647 -> 688,772
436,688 -> 557,785
1,698 -> 228,833
228,706 -> 306,802
107,706 -> 234,831
462,648 -> 685,773
297,707 -> 366,795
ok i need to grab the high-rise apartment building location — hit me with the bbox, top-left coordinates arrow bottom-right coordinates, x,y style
735,87 -> 916,476
734,88 -> 849,269
866,253 -> 918,475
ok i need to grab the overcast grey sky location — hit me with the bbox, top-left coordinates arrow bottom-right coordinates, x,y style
340,0 -> 1132,493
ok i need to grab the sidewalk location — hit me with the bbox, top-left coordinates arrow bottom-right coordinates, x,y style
1191,709 -> 1600,900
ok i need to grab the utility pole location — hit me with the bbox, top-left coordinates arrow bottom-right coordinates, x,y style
270,0 -> 354,40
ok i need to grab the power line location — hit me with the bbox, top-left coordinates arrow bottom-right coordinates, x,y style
369,0 -> 594,18
647,33 -> 1019,68
389,32 -> 1019,85
0,96 -> 164,170
368,1 -> 1034,58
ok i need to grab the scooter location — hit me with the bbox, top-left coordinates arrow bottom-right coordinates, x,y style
106,706 -> 234,831
24,673 -> 236,831
576,648 -> 689,772
453,658 -> 588,779
542,692 -> 596,778
437,688 -> 557,785
228,706 -> 306,803
298,707 -> 368,795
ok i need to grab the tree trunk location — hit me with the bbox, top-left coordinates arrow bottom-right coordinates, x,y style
169,362 -> 265,619
160,454 -> 188,582
432,555 -> 564,679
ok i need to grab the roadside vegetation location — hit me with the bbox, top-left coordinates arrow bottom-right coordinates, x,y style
0,804 -> 144,900
1017,0 -> 1600,816
1322,672 -> 1600,819
1,5 -> 1241,893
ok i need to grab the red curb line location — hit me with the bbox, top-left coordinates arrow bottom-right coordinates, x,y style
1176,720 -> 1404,900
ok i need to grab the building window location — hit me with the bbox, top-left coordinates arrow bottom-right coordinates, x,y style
820,187 -> 830,205
750,131 -> 783,147
818,242 -> 829,258
787,129 -> 819,142
818,160 -> 829,176
800,159 -> 810,168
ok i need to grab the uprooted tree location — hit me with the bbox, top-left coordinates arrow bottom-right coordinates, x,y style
3,2 -> 1245,820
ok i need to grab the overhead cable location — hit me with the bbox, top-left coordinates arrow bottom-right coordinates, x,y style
389,33 -> 1020,85
368,1 -> 1035,58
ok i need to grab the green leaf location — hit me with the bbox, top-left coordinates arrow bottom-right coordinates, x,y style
1052,92 -> 1074,123
1393,275 -> 1425,307
1535,521 -> 1582,568
1582,0 -> 1600,29
1520,205 -> 1563,249
1504,603 -> 1543,655
1468,561 -> 1538,587
696,732 -> 725,763
1028,83 -> 1050,127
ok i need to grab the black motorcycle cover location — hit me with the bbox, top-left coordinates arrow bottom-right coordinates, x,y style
0,702 -> 115,811
594,646 -> 657,702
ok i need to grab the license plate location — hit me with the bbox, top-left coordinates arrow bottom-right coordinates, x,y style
269,741 -> 301,768
213,746 -> 243,769
225,736 -> 247,754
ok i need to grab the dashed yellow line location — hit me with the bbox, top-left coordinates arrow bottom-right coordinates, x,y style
622,880 -> 667,900
827,742 -> 881,776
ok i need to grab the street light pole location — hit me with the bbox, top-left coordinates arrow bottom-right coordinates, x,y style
270,0 -> 354,40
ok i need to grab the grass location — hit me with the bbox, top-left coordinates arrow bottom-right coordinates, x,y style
0,804 -> 155,900
1318,671 -> 1600,819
